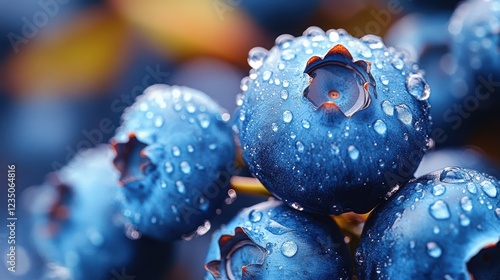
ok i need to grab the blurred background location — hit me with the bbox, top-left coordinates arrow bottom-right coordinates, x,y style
1,0 -> 499,279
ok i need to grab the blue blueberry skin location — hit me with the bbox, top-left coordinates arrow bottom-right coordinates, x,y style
238,27 -> 432,215
204,200 -> 352,279
356,167 -> 500,279
31,145 -> 171,280
111,84 -> 235,242
415,147 -> 500,178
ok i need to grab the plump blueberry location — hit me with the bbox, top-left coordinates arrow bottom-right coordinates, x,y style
356,167 -> 500,279
238,27 -> 431,215
31,145 -> 171,280
415,147 -> 500,178
111,84 -> 235,241
204,199 -> 352,279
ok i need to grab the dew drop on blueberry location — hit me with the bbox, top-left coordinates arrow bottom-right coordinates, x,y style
180,161 -> 191,174
165,162 -> 174,173
466,182 -> 478,194
198,114 -> 211,129
406,73 -> 431,101
301,120 -> 311,129
348,145 -> 360,161
426,242 -> 442,258
460,196 -> 473,212
176,181 -> 186,194
395,104 -> 413,126
262,70 -> 272,81
154,116 -> 164,128
380,75 -> 389,85
431,184 -> 446,196
361,34 -> 384,49
381,100 -> 394,116
281,241 -> 298,257
283,110 -> 293,123
271,123 -> 278,132
248,47 -> 268,70
439,167 -> 471,184
249,210 -> 263,223
373,119 -> 387,136
495,208 -> 500,219
172,146 -> 181,157
459,214 -> 471,227
429,200 -> 451,220
275,34 -> 294,49
480,180 -> 498,198
296,141 -> 305,153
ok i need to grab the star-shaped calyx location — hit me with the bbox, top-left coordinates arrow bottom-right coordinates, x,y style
205,227 -> 268,279
303,44 -> 377,117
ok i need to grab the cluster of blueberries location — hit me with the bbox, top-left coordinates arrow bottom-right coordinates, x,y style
32,0 -> 500,279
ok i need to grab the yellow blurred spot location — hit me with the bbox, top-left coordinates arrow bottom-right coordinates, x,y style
230,175 -> 270,196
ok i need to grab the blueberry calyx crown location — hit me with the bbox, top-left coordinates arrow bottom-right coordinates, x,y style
205,227 -> 268,279
303,44 -> 377,117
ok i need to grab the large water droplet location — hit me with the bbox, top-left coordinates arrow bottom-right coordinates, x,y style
176,181 -> 186,194
198,114 -> 211,129
429,200 -> 450,220
281,241 -> 298,257
380,75 -> 389,85
406,73 -> 431,101
275,34 -> 294,49
381,100 -> 394,116
480,181 -> 498,198
460,196 -> 473,211
348,145 -> 360,161
426,242 -> 442,258
395,104 -> 413,126
296,141 -> 305,153
432,184 -> 446,196
373,119 -> 387,136
391,56 -> 404,70
248,47 -> 268,69
466,182 -> 478,194
440,167 -> 471,183
303,26 -> 325,39
180,161 -> 191,174
283,110 -> 293,123
249,210 -> 263,223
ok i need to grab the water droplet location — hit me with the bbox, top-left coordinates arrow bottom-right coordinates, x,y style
296,141 -> 305,153
281,241 -> 298,257
409,240 -> 416,249
381,100 -> 394,116
432,184 -> 446,196
145,111 -> 154,119
460,196 -> 473,211
198,114 -> 211,129
172,146 -> 181,157
362,34 -> 384,49
290,202 -> 303,211
165,162 -> 174,173
391,57 -> 404,70
301,120 -> 311,129
495,208 -> 500,219
426,242 -> 442,258
395,104 -> 413,126
459,214 -> 471,227
198,196 -> 209,211
208,143 -> 217,150
262,70 -> 272,81
175,181 -> 186,194
187,145 -> 194,153
380,75 -> 389,85
433,225 -> 440,234
281,49 -> 296,61
275,34 -> 294,49
271,123 -> 278,132
348,145 -> 360,161
429,200 -> 450,220
359,44 -> 372,58
154,116 -> 164,127
151,216 -> 157,224
480,181 -> 498,198
180,161 -> 191,174
331,144 -> 340,156
373,119 -> 387,135
249,210 -> 263,223
406,73 -> 431,101
440,167 -> 471,183
248,47 -> 268,69
240,76 -> 251,92
283,110 -> 293,123
466,182 -> 478,194
281,90 -> 289,100
303,26 -> 325,39
186,103 -> 196,114
139,102 -> 149,111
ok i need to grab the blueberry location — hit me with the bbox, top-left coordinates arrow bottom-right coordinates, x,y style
356,167 -> 500,279
238,27 -> 431,215
31,145 -> 171,280
204,199 -> 352,279
111,84 -> 235,241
